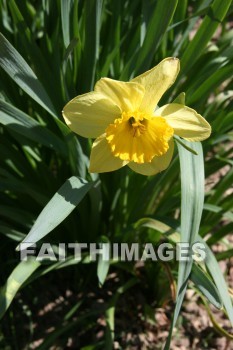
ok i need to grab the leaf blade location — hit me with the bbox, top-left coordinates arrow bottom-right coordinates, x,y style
17,177 -> 93,247
0,33 -> 57,118
0,258 -> 40,319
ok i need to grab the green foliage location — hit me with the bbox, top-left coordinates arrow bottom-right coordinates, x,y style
0,0 -> 233,349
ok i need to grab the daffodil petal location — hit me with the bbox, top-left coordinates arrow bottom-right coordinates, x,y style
131,57 -> 180,114
94,78 -> 145,112
128,139 -> 174,176
62,91 -> 121,138
156,103 -> 211,141
89,135 -> 128,173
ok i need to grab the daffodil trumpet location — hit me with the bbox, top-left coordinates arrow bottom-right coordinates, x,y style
63,58 -> 211,176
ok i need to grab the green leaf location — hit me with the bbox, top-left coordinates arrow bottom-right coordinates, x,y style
216,248 -> 233,261
0,224 -> 25,242
191,264 -> 222,309
0,258 -> 40,319
80,0 -> 103,92
200,237 -> 233,326
181,0 -> 232,74
7,0 -> 61,110
164,142 -> 205,350
134,0 -> 178,75
0,32 -> 57,118
174,136 -> 198,155
135,218 -> 222,310
105,278 -> 138,350
172,0 -> 212,56
134,217 -> 180,243
63,37 -> 79,65
0,99 -> 66,154
97,236 -> 110,286
17,177 -> 93,248
177,141 -> 205,286
61,0 -> 72,48
187,64 -> 233,105
135,216 -> 228,312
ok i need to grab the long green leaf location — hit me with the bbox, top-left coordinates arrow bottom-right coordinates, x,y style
0,258 -> 40,319
172,0 -> 212,56
187,64 -> 233,105
164,141 -> 205,350
61,0 -> 72,48
0,32 -> 57,118
200,237 -> 233,326
17,177 -> 93,247
97,236 -> 110,286
191,264 -> 222,309
134,0 -> 178,75
7,0 -> 63,110
0,99 -> 66,154
181,0 -> 232,74
80,0 -> 103,92
135,218 -> 224,310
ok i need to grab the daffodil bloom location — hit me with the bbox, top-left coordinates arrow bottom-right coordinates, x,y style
63,58 -> 211,176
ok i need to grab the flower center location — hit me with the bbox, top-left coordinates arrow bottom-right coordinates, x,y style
105,111 -> 174,164
128,116 -> 146,137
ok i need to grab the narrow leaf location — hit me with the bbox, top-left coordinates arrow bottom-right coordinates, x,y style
174,136 -> 198,155
80,0 -> 103,92
201,237 -> 233,326
0,99 -> 66,154
0,33 -> 57,118
61,0 -> 72,48
0,258 -> 40,319
97,237 -> 110,286
135,0 -> 178,74
17,177 -> 93,248
164,142 -> 205,350
181,0 -> 232,74
191,264 -> 222,309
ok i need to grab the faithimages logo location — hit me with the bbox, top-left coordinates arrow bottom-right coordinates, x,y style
18,242 -> 206,262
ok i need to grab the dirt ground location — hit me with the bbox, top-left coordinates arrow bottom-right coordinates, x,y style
3,255 -> 231,350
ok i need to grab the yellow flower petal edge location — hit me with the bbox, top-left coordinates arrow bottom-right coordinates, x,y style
89,135 -> 128,173
94,78 -> 145,112
128,139 -> 174,176
131,57 -> 180,114
62,57 -> 211,176
156,103 -> 211,141
62,91 -> 121,138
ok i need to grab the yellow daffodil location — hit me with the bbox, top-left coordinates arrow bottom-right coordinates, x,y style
62,58 -> 211,176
